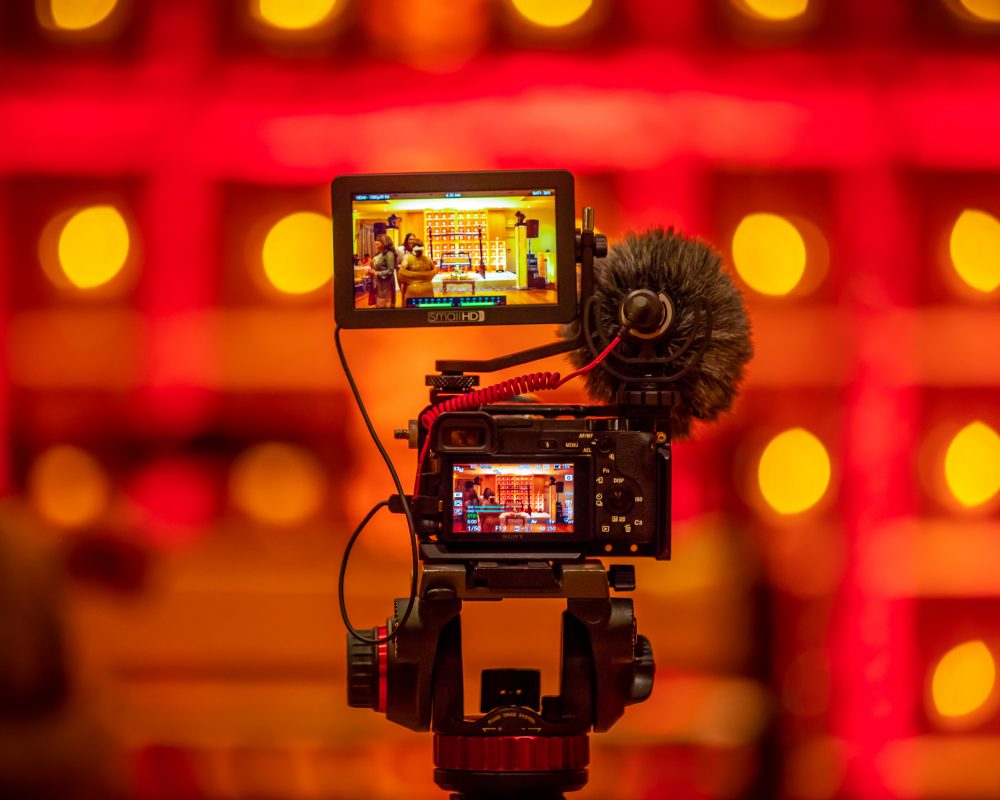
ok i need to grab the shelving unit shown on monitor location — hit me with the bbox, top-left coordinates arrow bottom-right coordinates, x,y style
425,211 -> 509,271
496,474 -> 532,510
488,237 -> 507,271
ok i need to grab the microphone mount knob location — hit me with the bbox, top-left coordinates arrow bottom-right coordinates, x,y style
622,290 -> 662,331
620,290 -> 672,339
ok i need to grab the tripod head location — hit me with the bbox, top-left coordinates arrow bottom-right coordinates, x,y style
347,561 -> 654,800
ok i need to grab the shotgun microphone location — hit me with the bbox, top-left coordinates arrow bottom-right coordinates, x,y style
561,227 -> 753,438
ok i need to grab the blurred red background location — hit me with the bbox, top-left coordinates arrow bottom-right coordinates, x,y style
1,1 -> 999,799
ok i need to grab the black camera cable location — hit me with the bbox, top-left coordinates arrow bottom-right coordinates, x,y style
335,326 -> 419,645
335,321 -> 631,646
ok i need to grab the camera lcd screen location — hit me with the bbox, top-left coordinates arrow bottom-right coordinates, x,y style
332,171 -> 577,328
450,462 -> 575,535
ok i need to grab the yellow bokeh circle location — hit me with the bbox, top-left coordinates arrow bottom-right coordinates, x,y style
732,213 -> 808,296
229,443 -> 326,526
46,0 -> 119,30
956,0 -> 1000,22
732,0 -> 809,21
56,205 -> 131,290
510,0 -> 593,27
931,640 -> 996,720
758,428 -> 831,515
28,445 -> 111,528
944,421 -> 1000,507
949,209 -> 1000,293
256,0 -> 340,30
261,211 -> 333,295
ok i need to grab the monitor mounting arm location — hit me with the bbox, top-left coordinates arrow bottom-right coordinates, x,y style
433,208 -> 604,376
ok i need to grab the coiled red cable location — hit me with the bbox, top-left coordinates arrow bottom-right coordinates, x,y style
413,333 -> 624,497
419,371 -> 562,432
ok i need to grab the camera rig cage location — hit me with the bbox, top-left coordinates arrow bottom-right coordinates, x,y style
334,171 -> 707,800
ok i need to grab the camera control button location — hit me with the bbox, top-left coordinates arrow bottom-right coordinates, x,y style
538,439 -> 558,450
605,482 -> 636,515
594,438 -> 613,453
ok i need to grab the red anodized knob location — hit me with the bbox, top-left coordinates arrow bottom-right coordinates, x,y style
433,734 -> 589,772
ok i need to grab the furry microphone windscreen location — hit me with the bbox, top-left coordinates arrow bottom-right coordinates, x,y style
561,228 -> 752,439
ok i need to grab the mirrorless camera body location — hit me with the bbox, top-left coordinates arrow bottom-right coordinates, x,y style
415,408 -> 670,563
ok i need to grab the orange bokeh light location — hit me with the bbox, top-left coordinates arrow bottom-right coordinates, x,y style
731,213 -> 809,296
261,212 -> 333,296
229,443 -> 326,526
253,0 -> 341,30
40,0 -> 119,31
510,0 -> 593,27
757,428 -> 831,515
731,0 -> 809,21
952,0 -> 1000,23
49,204 -> 131,290
930,640 -> 996,723
949,209 -> 1000,294
944,421 -> 1000,508
28,445 -> 111,528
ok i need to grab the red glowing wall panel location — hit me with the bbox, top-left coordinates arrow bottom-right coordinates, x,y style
1,2 -> 999,799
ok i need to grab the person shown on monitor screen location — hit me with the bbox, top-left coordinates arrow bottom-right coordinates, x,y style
397,232 -> 416,264
462,480 -> 482,524
396,233 -> 416,302
398,239 -> 437,303
368,234 -> 397,308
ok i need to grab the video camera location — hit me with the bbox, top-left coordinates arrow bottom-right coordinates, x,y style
332,170 -> 750,800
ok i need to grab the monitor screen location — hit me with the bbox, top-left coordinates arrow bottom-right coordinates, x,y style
332,171 -> 576,328
449,462 -> 576,535
351,188 -> 558,312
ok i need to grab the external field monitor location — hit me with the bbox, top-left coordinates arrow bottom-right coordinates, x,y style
332,170 -> 577,328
